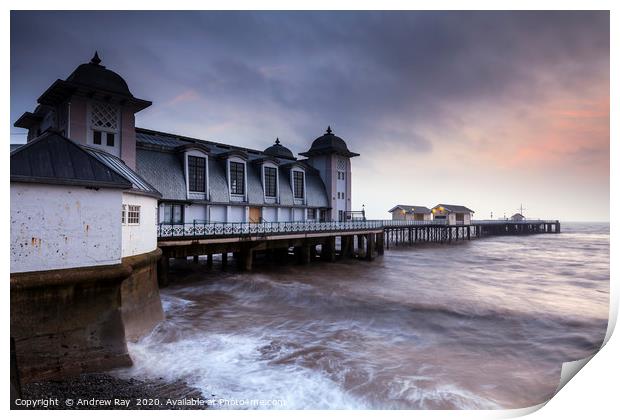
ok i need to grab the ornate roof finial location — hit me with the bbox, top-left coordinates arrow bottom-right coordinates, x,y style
326,125 -> 332,134
275,137 -> 280,145
90,51 -> 102,65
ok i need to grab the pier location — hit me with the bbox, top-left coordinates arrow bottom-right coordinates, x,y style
156,219 -> 560,284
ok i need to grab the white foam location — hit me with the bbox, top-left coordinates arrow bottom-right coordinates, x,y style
121,330 -> 367,409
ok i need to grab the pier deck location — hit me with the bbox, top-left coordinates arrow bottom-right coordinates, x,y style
155,219 -> 560,283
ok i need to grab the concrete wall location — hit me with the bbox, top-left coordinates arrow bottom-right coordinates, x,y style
11,263 -> 133,383
120,249 -> 164,341
11,183 -> 122,273
122,193 -> 158,258
11,249 -> 164,382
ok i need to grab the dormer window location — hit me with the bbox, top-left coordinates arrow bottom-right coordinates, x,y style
293,170 -> 305,199
188,155 -> 206,192
230,161 -> 245,195
264,166 -> 277,198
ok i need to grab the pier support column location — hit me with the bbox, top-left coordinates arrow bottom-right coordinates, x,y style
296,243 -> 312,265
207,254 -> 213,268
341,235 -> 355,258
157,255 -> 169,287
222,252 -> 228,267
365,234 -> 375,261
193,255 -> 199,263
238,246 -> 254,271
377,233 -> 385,256
321,237 -> 336,262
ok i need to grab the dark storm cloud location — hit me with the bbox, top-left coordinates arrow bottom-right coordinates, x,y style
11,10 -> 609,154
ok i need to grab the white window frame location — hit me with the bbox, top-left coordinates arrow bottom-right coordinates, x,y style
228,157 -> 247,200
290,167 -> 306,203
87,101 -> 120,152
127,205 -> 141,225
262,163 -> 279,201
185,150 -> 209,197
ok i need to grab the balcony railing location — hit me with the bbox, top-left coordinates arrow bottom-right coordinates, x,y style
157,219 -> 447,239
472,219 -> 559,225
156,218 -> 559,239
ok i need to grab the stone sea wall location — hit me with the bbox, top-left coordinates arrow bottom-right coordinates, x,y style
10,248 -> 163,383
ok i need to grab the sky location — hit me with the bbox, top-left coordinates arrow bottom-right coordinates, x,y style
10,11 -> 610,221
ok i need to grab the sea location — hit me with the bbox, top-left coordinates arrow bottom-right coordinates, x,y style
116,222 -> 610,409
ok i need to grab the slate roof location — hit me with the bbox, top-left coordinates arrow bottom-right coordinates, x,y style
66,52 -> 133,97
134,128 -> 329,208
136,148 -> 187,201
433,204 -> 475,213
300,126 -> 359,158
85,147 -> 161,198
264,138 -> 295,160
388,205 -> 431,214
10,131 -> 132,189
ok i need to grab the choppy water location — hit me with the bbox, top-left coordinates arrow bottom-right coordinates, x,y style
117,222 -> 609,409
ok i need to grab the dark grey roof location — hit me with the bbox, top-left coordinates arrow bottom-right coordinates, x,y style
389,205 -> 431,214
264,138 -> 295,160
85,147 -> 161,198
433,204 -> 475,213
135,143 -> 329,207
136,128 -> 278,160
208,159 -> 230,202
10,131 -> 132,189
10,144 -> 25,152
305,170 -> 329,207
136,148 -> 187,201
67,53 -> 132,97
300,126 -> 359,158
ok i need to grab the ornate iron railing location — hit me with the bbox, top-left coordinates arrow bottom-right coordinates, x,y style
472,219 -> 559,225
157,219 -> 447,239
156,218 -> 559,239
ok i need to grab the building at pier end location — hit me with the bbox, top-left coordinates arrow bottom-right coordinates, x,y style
10,52 -> 360,382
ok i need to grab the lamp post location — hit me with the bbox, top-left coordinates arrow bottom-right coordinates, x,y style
362,204 -> 366,221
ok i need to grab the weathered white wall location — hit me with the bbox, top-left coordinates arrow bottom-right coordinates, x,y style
278,207 -> 292,222
262,207 -> 277,222
293,208 -> 305,221
122,193 -> 158,258
229,206 -> 244,222
210,205 -> 226,223
11,183 -> 123,273
185,204 -> 208,223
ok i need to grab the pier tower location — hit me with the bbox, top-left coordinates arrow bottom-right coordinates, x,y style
300,126 -> 360,221
14,52 -> 151,169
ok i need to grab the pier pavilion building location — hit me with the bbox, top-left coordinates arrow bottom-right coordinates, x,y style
431,204 -> 475,225
10,52 -> 360,381
388,205 -> 432,221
